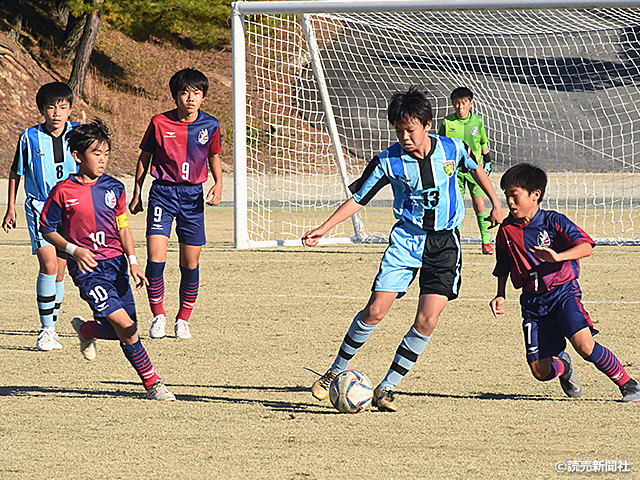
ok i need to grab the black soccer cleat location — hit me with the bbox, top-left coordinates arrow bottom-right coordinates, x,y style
558,351 -> 581,398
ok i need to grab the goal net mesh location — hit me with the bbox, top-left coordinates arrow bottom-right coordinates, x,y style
242,8 -> 640,246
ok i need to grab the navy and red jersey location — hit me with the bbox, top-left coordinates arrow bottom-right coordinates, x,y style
40,174 -> 127,266
493,209 -> 595,294
140,109 -> 221,185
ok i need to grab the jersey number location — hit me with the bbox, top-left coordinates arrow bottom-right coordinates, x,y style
89,231 -> 106,250
153,206 -> 163,223
529,271 -> 539,292
181,162 -> 190,181
423,189 -> 440,209
88,285 -> 109,303
56,165 -> 64,179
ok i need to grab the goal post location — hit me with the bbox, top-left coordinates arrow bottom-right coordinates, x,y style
232,0 -> 640,248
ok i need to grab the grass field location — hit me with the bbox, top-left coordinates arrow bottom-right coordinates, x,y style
0,206 -> 639,479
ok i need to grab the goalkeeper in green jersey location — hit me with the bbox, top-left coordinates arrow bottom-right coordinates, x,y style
438,87 -> 494,254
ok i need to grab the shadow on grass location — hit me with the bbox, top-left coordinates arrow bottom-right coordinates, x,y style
399,390 -> 609,402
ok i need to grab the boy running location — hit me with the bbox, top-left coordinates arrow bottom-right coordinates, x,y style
40,120 -> 175,401
490,163 -> 640,402
129,68 -> 223,340
2,82 -> 78,351
303,87 -> 503,412
438,87 -> 494,254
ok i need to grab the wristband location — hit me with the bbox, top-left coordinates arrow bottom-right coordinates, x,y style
65,243 -> 78,256
128,255 -> 138,266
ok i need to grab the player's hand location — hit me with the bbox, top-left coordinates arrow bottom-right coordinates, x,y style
2,210 -> 16,233
489,296 -> 506,318
130,264 -> 148,290
129,195 -> 143,215
301,227 -> 326,247
73,247 -> 98,274
486,206 -> 503,229
484,162 -> 492,177
206,182 -> 222,206
530,246 -> 561,263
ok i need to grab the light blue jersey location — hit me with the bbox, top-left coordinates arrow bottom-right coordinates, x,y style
349,135 -> 478,231
11,121 -> 79,202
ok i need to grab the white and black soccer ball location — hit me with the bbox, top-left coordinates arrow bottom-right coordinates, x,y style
328,370 -> 373,413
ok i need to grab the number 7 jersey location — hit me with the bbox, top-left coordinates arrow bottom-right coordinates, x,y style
40,174 -> 126,264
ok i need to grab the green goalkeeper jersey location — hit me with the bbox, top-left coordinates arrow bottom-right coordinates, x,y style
437,112 -> 488,166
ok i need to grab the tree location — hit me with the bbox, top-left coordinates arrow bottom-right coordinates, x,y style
67,0 -> 102,97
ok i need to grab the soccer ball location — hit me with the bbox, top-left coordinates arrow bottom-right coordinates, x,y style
328,370 -> 373,413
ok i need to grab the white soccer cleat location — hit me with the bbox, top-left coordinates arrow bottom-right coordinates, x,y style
174,319 -> 192,339
149,314 -> 167,339
36,327 -> 63,351
146,381 -> 176,401
71,316 -> 97,361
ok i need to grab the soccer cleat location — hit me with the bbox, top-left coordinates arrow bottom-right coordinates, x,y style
311,369 -> 338,400
558,351 -> 581,398
36,327 -> 63,351
373,387 -> 398,412
619,379 -> 640,403
71,316 -> 97,361
482,243 -> 494,255
174,319 -> 192,339
146,381 -> 176,401
148,314 -> 167,339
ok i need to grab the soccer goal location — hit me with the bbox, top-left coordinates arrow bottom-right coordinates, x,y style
232,0 -> 640,248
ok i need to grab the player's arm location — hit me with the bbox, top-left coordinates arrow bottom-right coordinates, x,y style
489,275 -> 509,318
205,152 -> 223,206
302,197 -> 363,246
469,164 -> 502,227
2,170 -> 21,232
129,151 -> 152,215
116,212 -> 148,289
531,242 -> 593,263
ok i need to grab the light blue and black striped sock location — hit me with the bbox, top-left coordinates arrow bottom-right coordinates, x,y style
378,326 -> 430,390
53,279 -> 64,323
36,272 -> 56,329
330,311 -> 377,372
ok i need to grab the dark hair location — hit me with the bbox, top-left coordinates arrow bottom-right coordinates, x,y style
169,68 -> 209,100
450,87 -> 474,103
500,163 -> 547,203
387,86 -> 432,127
65,119 -> 111,155
36,82 -> 74,112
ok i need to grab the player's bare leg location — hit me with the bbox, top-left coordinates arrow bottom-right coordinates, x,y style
528,354 -> 581,398
35,246 -> 63,351
173,243 -> 202,339
312,291 -> 397,400
374,294 -> 448,412
146,234 -> 169,338
569,326 -> 640,402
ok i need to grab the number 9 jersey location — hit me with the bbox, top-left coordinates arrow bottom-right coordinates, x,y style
140,109 -> 221,185
39,174 -> 127,265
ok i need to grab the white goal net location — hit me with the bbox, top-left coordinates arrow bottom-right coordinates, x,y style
232,1 -> 640,248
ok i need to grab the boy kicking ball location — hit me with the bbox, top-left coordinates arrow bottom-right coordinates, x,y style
40,120 -> 175,401
303,87 -> 503,412
490,163 -> 640,402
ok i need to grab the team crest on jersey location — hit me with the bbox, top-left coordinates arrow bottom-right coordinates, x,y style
105,190 -> 117,209
537,230 -> 551,248
442,160 -> 455,177
471,126 -> 479,137
198,128 -> 209,145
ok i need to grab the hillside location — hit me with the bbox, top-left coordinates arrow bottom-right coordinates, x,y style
0,1 -> 233,176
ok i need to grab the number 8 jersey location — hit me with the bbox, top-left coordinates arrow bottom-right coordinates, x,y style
140,109 -> 221,185
40,174 -> 127,264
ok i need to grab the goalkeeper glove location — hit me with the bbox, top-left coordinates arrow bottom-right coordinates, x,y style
482,152 -> 492,177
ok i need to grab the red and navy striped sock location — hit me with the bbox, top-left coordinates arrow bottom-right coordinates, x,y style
176,265 -> 199,322
120,338 -> 161,390
145,261 -> 166,317
585,342 -> 631,386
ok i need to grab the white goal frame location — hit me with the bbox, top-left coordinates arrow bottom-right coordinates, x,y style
232,0 -> 640,248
